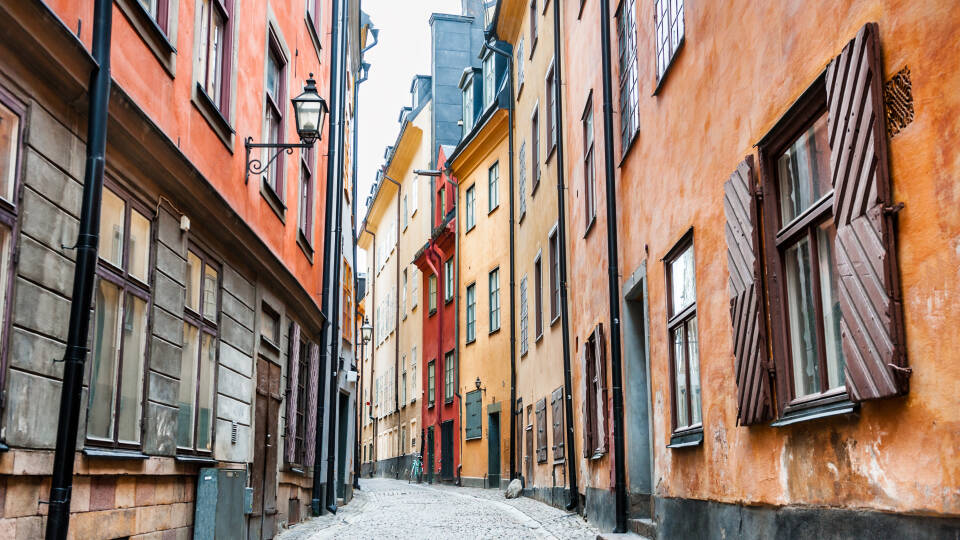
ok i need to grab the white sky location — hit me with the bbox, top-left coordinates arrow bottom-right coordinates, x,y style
355,0 -> 461,272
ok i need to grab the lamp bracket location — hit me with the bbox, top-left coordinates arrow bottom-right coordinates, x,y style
244,136 -> 313,184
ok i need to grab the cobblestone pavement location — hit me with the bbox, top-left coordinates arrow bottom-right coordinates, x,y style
277,477 -> 600,539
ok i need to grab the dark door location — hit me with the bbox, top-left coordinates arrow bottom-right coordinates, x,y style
440,420 -> 454,479
487,412 -> 500,488
337,391 -> 349,498
525,407 -> 533,484
251,357 -> 282,540
426,426 -> 435,483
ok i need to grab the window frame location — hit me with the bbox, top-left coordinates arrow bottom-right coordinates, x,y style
534,253 -> 543,341
529,0 -> 538,56
489,267 -> 501,333
488,161 -> 500,213
0,87 -> 25,410
664,231 -> 702,441
519,274 -> 529,356
465,184 -> 476,231
197,0 -> 234,115
582,93 -> 596,233
298,146 -> 315,253
444,350 -> 456,405
615,0 -> 640,153
428,273 -> 438,315
86,182 -> 154,450
482,52 -> 496,110
444,258 -> 454,304
549,227 -> 560,325
531,104 -> 541,193
465,282 -> 477,344
653,0 -> 685,92
545,61 -> 557,158
428,360 -> 436,407
262,31 -> 288,211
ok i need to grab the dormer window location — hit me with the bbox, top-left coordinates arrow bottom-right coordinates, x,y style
462,79 -> 474,135
483,52 -> 496,109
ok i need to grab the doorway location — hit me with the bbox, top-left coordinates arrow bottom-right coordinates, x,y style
337,391 -> 350,499
426,426 -> 435,483
623,263 -> 654,515
487,412 -> 501,488
440,420 -> 454,480
250,357 -> 282,540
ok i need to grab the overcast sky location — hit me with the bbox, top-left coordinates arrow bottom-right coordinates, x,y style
354,0 -> 461,270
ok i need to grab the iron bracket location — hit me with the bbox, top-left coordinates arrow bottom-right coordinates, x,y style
244,136 -> 313,185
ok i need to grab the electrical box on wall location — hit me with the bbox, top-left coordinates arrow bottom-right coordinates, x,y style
194,468 -> 247,540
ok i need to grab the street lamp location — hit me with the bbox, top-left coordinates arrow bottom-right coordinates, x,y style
361,318 -> 372,345
244,73 -> 328,184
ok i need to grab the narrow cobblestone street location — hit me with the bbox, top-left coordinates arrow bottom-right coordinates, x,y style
278,478 -> 600,539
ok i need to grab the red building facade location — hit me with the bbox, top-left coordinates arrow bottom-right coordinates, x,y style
414,146 -> 459,482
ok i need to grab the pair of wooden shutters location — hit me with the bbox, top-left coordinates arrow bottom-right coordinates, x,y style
535,399 -> 547,463
284,323 -> 320,465
725,23 -> 907,425
550,387 -> 564,460
580,324 -> 608,456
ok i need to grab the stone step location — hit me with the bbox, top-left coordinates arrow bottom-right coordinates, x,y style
628,517 -> 656,538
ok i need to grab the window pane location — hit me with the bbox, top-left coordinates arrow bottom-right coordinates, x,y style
207,9 -> 225,105
117,294 -> 147,443
262,306 -> 278,343
129,209 -> 150,282
687,317 -> 701,425
88,280 -> 121,440
672,326 -> 688,428
777,113 -> 831,225
198,0 -> 210,81
178,323 -> 199,448
266,50 -> 281,102
203,264 -> 219,321
817,222 -> 846,389
489,162 -> 498,210
100,188 -> 126,268
0,101 -> 20,202
186,251 -> 202,312
197,332 -> 216,451
669,244 -> 696,315
785,236 -> 821,397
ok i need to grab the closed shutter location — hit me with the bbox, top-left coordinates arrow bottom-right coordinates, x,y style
535,398 -> 547,463
723,156 -> 775,425
551,387 -> 564,460
580,343 -> 592,458
593,325 -> 609,455
285,323 -> 302,464
525,413 -> 533,480
465,390 -> 482,440
826,23 -> 908,401
304,343 -> 319,466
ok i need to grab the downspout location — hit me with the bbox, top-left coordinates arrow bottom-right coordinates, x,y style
552,0 -> 579,511
324,0 -> 350,513
481,39 -> 516,482
598,0 -> 628,531
313,0 -> 342,516
45,0 -> 112,537
378,171 -> 401,477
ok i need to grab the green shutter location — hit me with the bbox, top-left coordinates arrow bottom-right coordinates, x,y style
465,390 -> 482,440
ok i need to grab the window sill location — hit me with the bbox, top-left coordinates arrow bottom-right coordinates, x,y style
489,327 -> 500,336
465,435 -> 481,442
428,403 -> 435,409
667,430 -> 703,449
261,179 -> 287,223
584,216 -> 596,239
445,399 -> 454,406
652,38 -> 685,97
545,144 -> 557,164
488,204 -> 499,216
535,332 -> 543,344
445,297 -> 454,305
297,230 -> 314,263
82,447 -> 149,460
260,336 -> 281,355
518,210 -> 526,224
193,83 -> 235,152
176,454 -> 217,465
529,37 -> 538,59
305,15 -> 323,61
617,129 -> 640,169
770,399 -> 858,428
285,465 -> 306,475
465,337 -> 476,346
520,348 -> 528,358
550,314 -> 560,327
115,0 -> 177,77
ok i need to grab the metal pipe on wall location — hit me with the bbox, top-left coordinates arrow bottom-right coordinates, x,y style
45,0 -> 113,537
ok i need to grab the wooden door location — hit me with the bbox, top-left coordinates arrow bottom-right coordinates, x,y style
251,357 -> 282,540
487,412 -> 500,488
440,420 -> 453,479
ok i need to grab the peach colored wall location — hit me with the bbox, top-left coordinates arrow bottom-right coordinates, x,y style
564,0 -> 960,515
46,0 -> 334,308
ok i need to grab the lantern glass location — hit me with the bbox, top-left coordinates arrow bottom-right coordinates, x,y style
292,74 -> 327,144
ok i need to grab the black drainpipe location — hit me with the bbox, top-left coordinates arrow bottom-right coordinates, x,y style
552,0 -> 579,512
313,0 -> 342,516
598,0 -> 628,531
324,0 -> 351,513
481,39 -> 516,481
45,0 -> 112,537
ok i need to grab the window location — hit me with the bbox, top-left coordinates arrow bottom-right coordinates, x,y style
518,142 -> 527,218
178,247 -> 219,454
666,235 -> 701,435
411,346 -> 418,403
654,0 -> 684,81
298,148 -> 314,244
582,96 -> 596,229
516,39 -> 525,89
549,229 -> 560,323
0,92 -> 23,384
444,258 -> 454,303
534,255 -> 543,339
550,387 -> 564,460
305,0 -> 321,33
529,0 -> 538,52
428,274 -> 438,314
261,303 -> 280,346
438,185 -> 446,220
483,53 -> 496,109
466,185 -> 476,230
488,162 -> 499,212
519,275 -> 529,355
263,38 -> 286,198
545,63 -> 557,154
402,195 -> 409,230
198,0 -> 233,113
87,186 -> 152,448
342,259 -> 353,342
616,0 -> 639,151
139,0 -> 170,32
462,79 -> 474,135
411,268 -> 419,308
531,107 -> 540,190
428,361 -> 436,407
401,359 -> 407,405
582,325 -> 608,457
466,283 -> 476,343
285,329 -> 310,464
401,268 -> 408,315
444,351 -> 456,404
489,268 -> 501,333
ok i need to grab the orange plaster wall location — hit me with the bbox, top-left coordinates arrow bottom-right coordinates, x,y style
46,0 -> 335,307
565,0 -> 960,515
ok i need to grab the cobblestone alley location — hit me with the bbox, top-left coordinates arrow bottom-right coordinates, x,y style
277,478 -> 601,539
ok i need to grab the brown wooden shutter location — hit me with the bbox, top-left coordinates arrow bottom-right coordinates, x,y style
551,387 -> 564,460
536,398 -> 547,463
723,156 -> 775,425
593,324 -> 608,455
826,23 -> 908,401
303,342 -> 319,467
580,343 -> 593,458
285,323 -> 302,464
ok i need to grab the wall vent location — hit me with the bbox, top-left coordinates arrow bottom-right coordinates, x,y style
884,66 -> 914,137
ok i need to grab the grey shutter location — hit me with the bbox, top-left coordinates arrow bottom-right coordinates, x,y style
285,323 -> 301,464
551,387 -> 564,460
465,390 -> 482,440
580,343 -> 592,458
723,156 -> 775,425
826,23 -> 908,401
535,398 -> 547,463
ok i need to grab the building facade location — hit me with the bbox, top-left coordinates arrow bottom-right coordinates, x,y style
0,0 -> 369,538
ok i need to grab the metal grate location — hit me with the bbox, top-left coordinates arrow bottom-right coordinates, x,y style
884,66 -> 914,137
